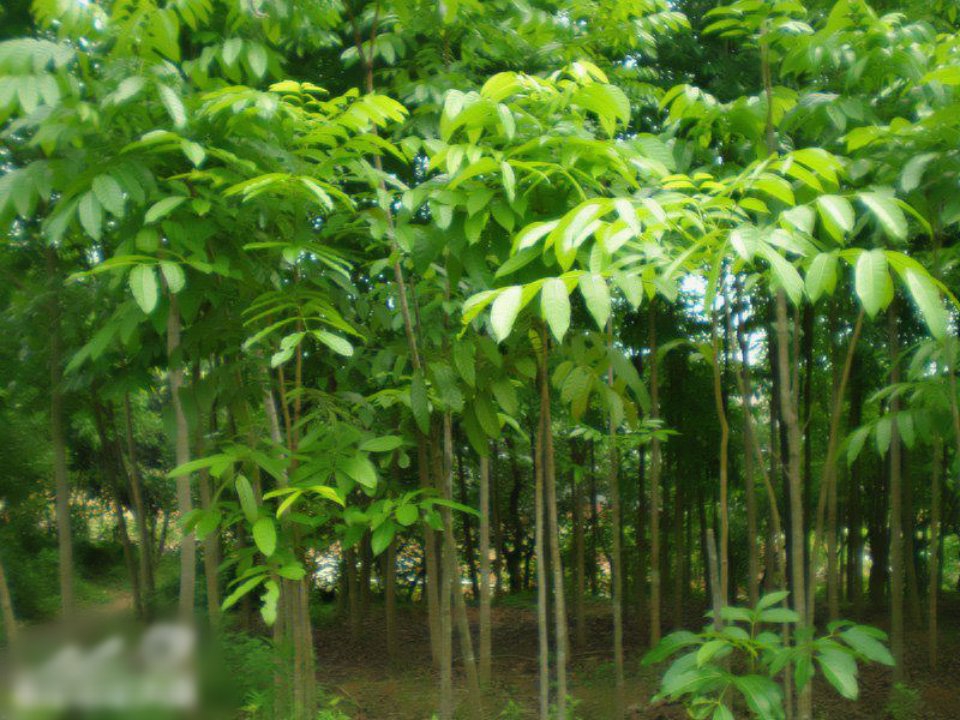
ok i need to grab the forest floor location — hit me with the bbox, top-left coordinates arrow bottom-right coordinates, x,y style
313,594 -> 960,720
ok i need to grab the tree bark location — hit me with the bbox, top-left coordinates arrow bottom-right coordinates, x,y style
167,293 -> 195,623
606,320 -> 625,718
648,302 -> 662,645
478,451 -> 492,686
809,310 -> 863,622
534,412 -> 550,720
540,326 -> 569,719
888,304 -> 905,681
0,549 -> 17,655
123,394 -> 155,616
733,286 -> 760,605
774,290 -> 810,720
711,309 -> 730,602
927,439 -> 942,669
47,248 -> 73,624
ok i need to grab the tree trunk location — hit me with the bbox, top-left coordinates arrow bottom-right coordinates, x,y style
0,549 -> 17,654
648,302 -> 662,645
457,440 -> 480,599
123,394 -> 155,616
888,304 -> 905,681
479,451 -> 492,686
774,290 -> 810,720
809,311 -> 863,623
191,387 -> 221,629
903,457 -> 922,626
417,436 -> 442,665
167,293 -> 195,623
47,248 -> 73,624
928,439 -> 942,669
711,310 -> 730,602
572,458 -> 586,648
385,538 -> 399,661
606,320 -> 625,718
440,415 -> 483,720
734,286 -> 760,605
534,409 -> 550,720
540,326 -> 569,719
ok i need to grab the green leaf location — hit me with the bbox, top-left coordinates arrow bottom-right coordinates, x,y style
341,453 -> 378,490
712,706 -> 734,720
145,196 -> 186,223
816,195 -> 854,239
371,521 -> 396,556
760,246 -> 803,305
78,192 -> 103,241
221,573 -> 266,611
501,161 -> 516,202
410,370 -> 430,434
540,278 -> 571,342
642,631 -> 701,665
805,252 -> 838,303
491,285 -> 523,343
859,192 -> 907,241
840,627 -> 894,666
579,273 -> 611,330
252,517 -> 277,556
757,590 -> 790,610
696,639 -> 728,667
313,330 -> 354,356
759,607 -> 800,623
236,475 -> 258,524
360,436 -> 403,453
92,175 -> 125,217
395,504 -> 418,526
157,83 -> 187,128
902,266 -> 947,339
159,261 -> 185,294
733,675 -> 783,717
261,579 -> 280,625
129,265 -> 159,314
247,43 -> 268,78
854,249 -> 893,317
817,648 -> 859,700
277,563 -> 306,580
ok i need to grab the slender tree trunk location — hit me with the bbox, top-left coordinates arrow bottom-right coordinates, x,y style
928,439 -> 942,669
534,409 -> 550,720
733,286 -> 760,605
903,458 -> 922,626
385,538 -> 399,661
47,248 -> 73,624
540,326 -> 569,719
809,311 -> 864,622
573,459 -> 586,648
479,451 -> 493,686
774,290 -> 810,720
167,293 -> 195,623
123,394 -> 155,616
440,416 -> 483,720
491,442 -> 505,598
191,384 -> 221,629
711,309 -> 730,602
457,441 -> 480,599
648,302 -> 662,645
888,304 -> 905,681
606,320 -> 625,718
418,437 -> 442,665
0,549 -> 17,654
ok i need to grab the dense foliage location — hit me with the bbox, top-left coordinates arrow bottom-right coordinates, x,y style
1,0 -> 959,718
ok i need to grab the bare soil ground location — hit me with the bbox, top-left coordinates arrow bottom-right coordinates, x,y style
313,595 -> 960,720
